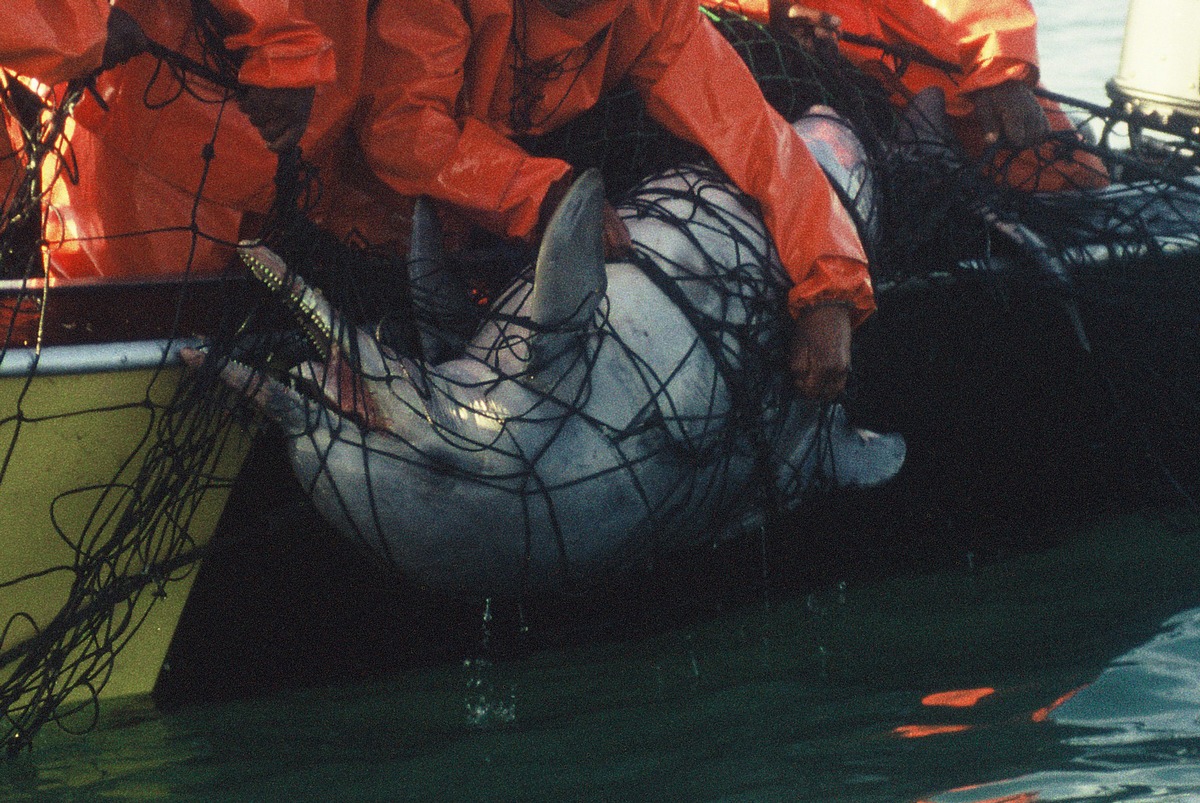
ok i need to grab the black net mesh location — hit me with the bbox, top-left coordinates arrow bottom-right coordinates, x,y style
2,8 -> 1200,751
0,60 -> 264,752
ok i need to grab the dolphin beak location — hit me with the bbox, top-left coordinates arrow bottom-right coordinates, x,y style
239,243 -> 338,362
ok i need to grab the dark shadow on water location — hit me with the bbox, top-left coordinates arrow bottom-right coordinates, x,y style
157,276 -> 1200,711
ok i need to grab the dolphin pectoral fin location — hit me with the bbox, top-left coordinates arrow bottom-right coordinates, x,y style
407,197 -> 477,364
528,168 -> 607,374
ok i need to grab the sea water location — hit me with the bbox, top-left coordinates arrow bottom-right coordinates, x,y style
1036,0 -> 1127,105
9,1 -> 1200,801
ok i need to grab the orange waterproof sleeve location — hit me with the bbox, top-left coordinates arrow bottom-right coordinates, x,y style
209,0 -> 336,88
0,0 -> 109,84
878,0 -> 1039,94
357,0 -> 572,241
698,0 -> 1037,99
633,9 -> 873,323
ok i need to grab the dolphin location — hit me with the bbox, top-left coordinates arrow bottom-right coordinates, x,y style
188,113 -> 905,597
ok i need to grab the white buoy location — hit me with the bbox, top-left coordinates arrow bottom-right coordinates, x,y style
1107,0 -> 1200,129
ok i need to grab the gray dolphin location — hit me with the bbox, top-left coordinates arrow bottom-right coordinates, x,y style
190,114 -> 905,596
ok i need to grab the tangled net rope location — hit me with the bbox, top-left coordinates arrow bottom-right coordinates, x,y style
1,8 -> 1199,751
0,45 -> 268,753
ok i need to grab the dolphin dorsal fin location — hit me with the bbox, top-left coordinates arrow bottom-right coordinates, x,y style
528,168 -> 607,374
406,196 -> 476,364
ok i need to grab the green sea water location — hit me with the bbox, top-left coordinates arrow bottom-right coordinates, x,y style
5,508 -> 1200,801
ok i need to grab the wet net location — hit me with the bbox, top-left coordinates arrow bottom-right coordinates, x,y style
2,6 -> 1200,751
0,49 -> 266,751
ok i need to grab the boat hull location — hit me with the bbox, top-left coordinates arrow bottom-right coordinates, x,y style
0,276 -> 253,742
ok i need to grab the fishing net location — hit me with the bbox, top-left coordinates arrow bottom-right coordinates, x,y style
0,51 -> 269,751
218,10 -> 1200,627
2,4 -> 1200,751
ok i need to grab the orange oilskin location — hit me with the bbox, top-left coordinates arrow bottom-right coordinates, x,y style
702,0 -> 1108,191
0,0 -> 110,85
369,0 -> 872,322
38,0 -> 874,323
48,0 -> 336,280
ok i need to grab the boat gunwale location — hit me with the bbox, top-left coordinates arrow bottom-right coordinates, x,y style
0,337 -> 203,377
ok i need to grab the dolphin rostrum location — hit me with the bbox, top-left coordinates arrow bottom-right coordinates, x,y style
188,113 -> 905,597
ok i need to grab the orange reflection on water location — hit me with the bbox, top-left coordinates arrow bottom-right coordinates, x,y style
893,723 -> 972,738
916,792 -> 1038,803
1030,685 -> 1087,722
922,687 -> 995,707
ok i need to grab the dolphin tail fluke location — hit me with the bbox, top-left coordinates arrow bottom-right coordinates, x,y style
793,105 -> 878,249
776,404 -> 906,497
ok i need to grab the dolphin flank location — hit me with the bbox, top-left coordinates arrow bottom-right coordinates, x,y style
190,112 -> 906,596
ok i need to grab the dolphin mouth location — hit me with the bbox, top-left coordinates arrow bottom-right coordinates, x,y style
236,242 -> 396,434
239,245 -> 336,363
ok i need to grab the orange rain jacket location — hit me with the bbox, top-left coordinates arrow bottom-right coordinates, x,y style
44,0 -> 872,322
703,0 -> 1107,190
1,1 -> 110,278
46,0 -> 336,279
0,0 -> 110,85
368,0 -> 872,322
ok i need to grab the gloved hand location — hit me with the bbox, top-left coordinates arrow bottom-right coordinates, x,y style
788,302 -> 852,401
968,80 -> 1050,151
770,2 -> 841,59
236,86 -> 316,153
100,7 -> 149,71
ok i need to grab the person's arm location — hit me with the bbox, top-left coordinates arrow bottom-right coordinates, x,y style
632,4 -> 873,399
930,0 -> 1048,148
632,8 -> 873,320
880,0 -> 1046,147
355,0 -> 572,242
898,0 -> 1039,94
208,0 -> 336,88
0,0 -> 110,84
203,1 -> 336,152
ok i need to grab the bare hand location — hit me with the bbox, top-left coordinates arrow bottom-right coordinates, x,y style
771,3 -> 841,57
789,303 -> 852,401
100,7 -> 149,71
969,80 -> 1050,151
601,202 -> 632,260
236,86 -> 316,153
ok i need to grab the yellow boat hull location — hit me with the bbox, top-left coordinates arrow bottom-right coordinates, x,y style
0,276 -> 252,743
